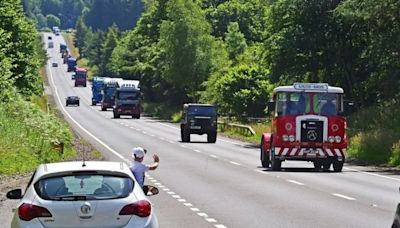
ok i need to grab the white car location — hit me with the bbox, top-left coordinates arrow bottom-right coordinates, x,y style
6,161 -> 159,228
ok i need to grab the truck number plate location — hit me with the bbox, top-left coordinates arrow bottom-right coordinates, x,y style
190,126 -> 201,129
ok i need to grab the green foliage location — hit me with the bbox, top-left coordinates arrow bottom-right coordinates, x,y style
225,22 -> 247,61
159,0 -> 215,102
98,24 -> 119,76
46,14 -> 60,28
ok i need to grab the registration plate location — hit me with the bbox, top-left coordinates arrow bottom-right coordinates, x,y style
190,126 -> 201,129
304,149 -> 317,157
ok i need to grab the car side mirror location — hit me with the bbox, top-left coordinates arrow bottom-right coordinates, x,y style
7,189 -> 23,199
142,185 -> 159,196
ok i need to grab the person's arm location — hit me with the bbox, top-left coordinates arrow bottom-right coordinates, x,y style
149,154 -> 159,170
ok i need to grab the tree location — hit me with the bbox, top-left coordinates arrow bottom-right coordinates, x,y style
159,0 -> 215,102
225,22 -> 247,61
46,14 -> 60,28
74,17 -> 89,57
99,24 -> 119,76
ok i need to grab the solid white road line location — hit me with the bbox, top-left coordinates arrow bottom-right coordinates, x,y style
344,167 -> 400,182
332,193 -> 356,201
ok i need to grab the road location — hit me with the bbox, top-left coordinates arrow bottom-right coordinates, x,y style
2,33 -> 400,228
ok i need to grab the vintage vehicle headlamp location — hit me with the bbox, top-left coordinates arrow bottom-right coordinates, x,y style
335,136 -> 342,143
190,119 -> 195,123
328,136 -> 335,143
289,135 -> 295,142
282,135 -> 289,142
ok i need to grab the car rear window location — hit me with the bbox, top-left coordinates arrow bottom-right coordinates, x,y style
35,174 -> 134,201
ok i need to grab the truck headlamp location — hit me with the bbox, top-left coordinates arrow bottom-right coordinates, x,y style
335,136 -> 342,143
328,136 -> 335,143
289,135 -> 295,142
282,135 -> 289,142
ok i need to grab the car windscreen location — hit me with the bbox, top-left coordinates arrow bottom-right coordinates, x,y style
188,106 -> 216,116
35,174 -> 134,201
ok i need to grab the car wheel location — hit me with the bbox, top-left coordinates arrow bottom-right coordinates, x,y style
181,127 -> 190,142
207,132 -> 217,143
92,101 -> 96,106
332,159 -> 344,172
113,112 -> 120,118
101,107 -> 106,111
270,144 -> 281,171
77,102 -> 80,106
260,140 -> 270,168
135,114 -> 140,119
66,103 -> 68,106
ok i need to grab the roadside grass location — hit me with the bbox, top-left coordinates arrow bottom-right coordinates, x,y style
0,95 -> 76,175
346,97 -> 400,166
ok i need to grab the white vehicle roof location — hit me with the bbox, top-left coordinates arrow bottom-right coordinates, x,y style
274,83 -> 344,94
117,80 -> 140,89
34,161 -> 133,180
104,77 -> 123,84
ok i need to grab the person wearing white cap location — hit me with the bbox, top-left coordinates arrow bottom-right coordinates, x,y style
130,147 -> 160,187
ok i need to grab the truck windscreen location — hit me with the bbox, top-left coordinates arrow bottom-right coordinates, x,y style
117,91 -> 139,100
188,106 -> 216,116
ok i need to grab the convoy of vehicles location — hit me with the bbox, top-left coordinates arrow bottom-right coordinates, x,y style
6,161 -> 159,228
260,83 -> 350,172
67,57 -> 77,72
74,67 -> 87,87
101,78 -> 123,111
180,104 -> 218,143
113,80 -> 141,119
91,77 -> 106,105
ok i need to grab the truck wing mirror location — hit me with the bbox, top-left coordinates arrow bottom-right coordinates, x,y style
267,101 -> 275,114
343,100 -> 354,116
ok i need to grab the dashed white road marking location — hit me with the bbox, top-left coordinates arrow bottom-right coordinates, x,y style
215,225 -> 227,228
190,208 -> 200,212
332,193 -> 356,201
206,218 -> 217,223
180,145 -> 187,148
177,199 -> 186,202
150,134 -> 155,137
197,212 -> 208,217
184,203 -> 193,207
229,161 -> 241,166
167,191 -> 175,195
172,195 -> 181,199
194,149 -> 201,153
209,154 -> 218,158
169,140 -> 175,144
287,180 -> 305,186
254,169 -> 269,174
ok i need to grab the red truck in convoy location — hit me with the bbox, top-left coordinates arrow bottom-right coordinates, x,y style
260,83 -> 350,172
74,68 -> 87,87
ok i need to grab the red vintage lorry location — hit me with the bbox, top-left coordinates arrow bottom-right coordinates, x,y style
260,83 -> 351,172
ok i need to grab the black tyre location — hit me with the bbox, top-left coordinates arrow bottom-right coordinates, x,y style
181,127 -> 190,142
77,102 -> 80,106
136,114 -> 140,119
332,159 -> 344,172
66,103 -> 68,106
313,159 -> 322,170
92,101 -> 96,106
270,147 -> 281,171
260,142 -> 270,168
207,132 -> 217,143
322,160 -> 331,172
101,107 -> 107,111
113,112 -> 120,119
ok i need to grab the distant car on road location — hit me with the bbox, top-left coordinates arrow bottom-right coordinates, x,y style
52,62 -> 58,67
6,161 -> 159,228
48,41 -> 54,48
65,96 -> 80,106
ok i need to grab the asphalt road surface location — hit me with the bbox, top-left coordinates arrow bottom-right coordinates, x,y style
2,33 -> 400,228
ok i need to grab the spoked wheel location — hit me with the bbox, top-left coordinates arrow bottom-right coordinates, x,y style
260,142 -> 270,168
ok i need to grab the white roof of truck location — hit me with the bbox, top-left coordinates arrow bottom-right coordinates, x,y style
117,80 -> 140,89
274,83 -> 344,94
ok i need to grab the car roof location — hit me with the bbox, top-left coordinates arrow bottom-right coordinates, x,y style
35,161 -> 132,179
184,103 -> 215,107
67,96 -> 79,99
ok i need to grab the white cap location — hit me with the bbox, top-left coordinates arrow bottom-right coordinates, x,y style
132,147 -> 145,158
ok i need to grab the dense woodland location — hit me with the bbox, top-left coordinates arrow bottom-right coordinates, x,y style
13,0 -> 400,165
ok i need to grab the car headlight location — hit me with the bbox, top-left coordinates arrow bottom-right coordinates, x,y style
289,135 -> 295,142
328,136 -> 335,143
335,136 -> 342,143
282,135 -> 289,142
190,119 -> 195,123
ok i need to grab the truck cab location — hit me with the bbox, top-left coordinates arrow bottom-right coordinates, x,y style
91,77 -> 106,105
261,83 -> 349,172
113,80 -> 141,119
74,68 -> 87,87
67,57 -> 77,72
101,78 -> 123,111
180,104 -> 218,143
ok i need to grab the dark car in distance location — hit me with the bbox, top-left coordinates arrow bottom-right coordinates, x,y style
66,96 -> 80,106
180,103 -> 217,143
